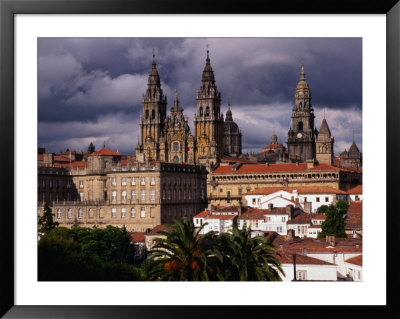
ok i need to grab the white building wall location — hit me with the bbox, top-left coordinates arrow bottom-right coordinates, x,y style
306,252 -> 362,278
280,264 -> 337,281
262,214 -> 288,235
344,262 -> 362,281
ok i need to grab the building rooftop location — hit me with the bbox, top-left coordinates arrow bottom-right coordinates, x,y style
345,254 -> 362,266
347,185 -> 362,195
245,186 -> 347,196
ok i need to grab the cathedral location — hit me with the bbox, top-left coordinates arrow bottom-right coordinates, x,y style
135,51 -> 242,168
287,64 -> 335,166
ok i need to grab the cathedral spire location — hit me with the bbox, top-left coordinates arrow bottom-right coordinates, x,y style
300,63 -> 305,81
226,103 -> 233,121
202,48 -> 215,83
172,88 -> 182,112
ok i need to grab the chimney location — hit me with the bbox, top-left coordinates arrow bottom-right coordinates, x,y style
268,203 -> 273,210
306,159 -> 315,169
296,162 -> 299,166
304,201 -> 312,214
326,235 -> 335,246
287,229 -> 295,241
286,204 -> 294,220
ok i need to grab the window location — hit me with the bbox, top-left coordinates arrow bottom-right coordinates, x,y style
150,189 -> 155,201
173,156 -> 179,163
111,177 -> 116,186
252,198 -> 256,205
131,208 -> 136,218
67,208 -> 72,219
141,190 -> 146,201
55,180 -> 58,188
49,180 -> 53,188
297,270 -> 307,281
122,177 -> 127,186
325,197 -> 329,202
112,191 -> 117,201
140,177 -> 146,185
66,181 -> 71,189
131,177 -> 136,186
79,180 -> 84,188
80,192 -> 84,201
183,190 -> 186,200
121,208 -> 126,218
111,208 -> 116,218
188,190 -> 191,200
78,208 -> 83,219
49,193 -> 53,201
37,208 -> 41,216
238,188 -> 242,195
122,190 -> 127,200
162,190 -> 166,200
57,209 -> 62,219
42,180 -> 46,188
282,217 -> 286,222
173,142 -> 179,151
316,197 -> 320,202
150,176 -> 156,185
168,190 -> 171,200
131,190 -> 136,200
199,106 -> 203,116
140,207 -> 145,218
277,226 -> 283,233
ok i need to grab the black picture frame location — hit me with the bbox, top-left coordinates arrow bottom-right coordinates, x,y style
1,0 -> 399,318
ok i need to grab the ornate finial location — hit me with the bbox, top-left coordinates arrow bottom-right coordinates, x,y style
103,141 -> 106,148
300,62 -> 305,81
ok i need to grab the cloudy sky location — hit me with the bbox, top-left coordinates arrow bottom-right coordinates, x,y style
38,38 -> 362,156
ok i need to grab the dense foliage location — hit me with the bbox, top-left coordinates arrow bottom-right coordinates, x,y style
38,201 -> 59,237
38,226 -> 143,281
318,200 -> 349,238
146,217 -> 284,281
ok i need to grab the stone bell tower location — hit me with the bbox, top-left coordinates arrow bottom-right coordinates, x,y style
287,64 -> 316,163
136,51 -> 167,161
193,50 -> 224,168
316,116 -> 334,165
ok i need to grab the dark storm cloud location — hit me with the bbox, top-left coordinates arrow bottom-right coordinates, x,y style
38,37 -> 362,155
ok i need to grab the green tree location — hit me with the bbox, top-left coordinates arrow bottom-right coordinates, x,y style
87,142 -> 96,153
318,201 -> 348,238
146,217 -> 222,281
38,201 -> 59,236
217,225 -> 284,281
317,205 -> 329,214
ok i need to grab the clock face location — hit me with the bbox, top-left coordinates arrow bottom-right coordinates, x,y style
297,132 -> 303,138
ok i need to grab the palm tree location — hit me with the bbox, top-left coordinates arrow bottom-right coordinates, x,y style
217,225 -> 284,281
146,217 -> 223,281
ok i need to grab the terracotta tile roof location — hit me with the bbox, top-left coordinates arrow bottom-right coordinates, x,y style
54,155 -> 72,162
347,185 -> 362,194
345,255 -> 362,266
53,161 -> 87,169
347,201 -> 362,214
278,252 -> 336,265
308,225 -> 322,229
261,143 -> 281,152
276,237 -> 362,254
311,213 -> 326,220
287,213 -> 311,225
147,224 -> 172,236
262,195 -> 299,205
345,214 -> 362,230
194,210 -> 211,218
213,205 -> 240,213
238,208 -> 269,220
245,186 -> 347,196
91,147 -> 119,156
130,232 -> 145,243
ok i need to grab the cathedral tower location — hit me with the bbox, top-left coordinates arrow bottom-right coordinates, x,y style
287,64 -> 316,162
316,117 -> 334,165
161,90 -> 195,164
223,104 -> 242,157
193,50 -> 224,167
136,52 -> 167,161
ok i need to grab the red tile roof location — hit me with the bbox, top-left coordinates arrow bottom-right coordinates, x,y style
261,143 -> 280,152
91,147 -> 119,156
311,213 -> 326,220
54,155 -> 72,162
245,186 -> 347,196
194,210 -> 211,218
347,201 -> 362,214
147,224 -> 172,236
130,232 -> 145,243
347,185 -> 362,194
278,252 -> 336,265
263,195 -> 299,205
238,208 -> 269,220
287,213 -> 311,225
345,255 -> 362,266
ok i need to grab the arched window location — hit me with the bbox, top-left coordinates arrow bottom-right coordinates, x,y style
299,102 -> 302,109
206,106 -> 210,116
298,122 -> 303,131
145,110 -> 149,119
152,109 -> 155,119
304,102 -> 307,108
173,142 -> 179,151
199,107 -> 203,116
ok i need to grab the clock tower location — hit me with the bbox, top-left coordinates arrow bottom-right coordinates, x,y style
287,64 -> 316,162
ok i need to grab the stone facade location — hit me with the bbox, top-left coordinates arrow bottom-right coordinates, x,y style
339,141 -> 362,169
136,51 -> 242,169
208,162 -> 362,207
316,118 -> 334,165
38,157 -> 208,232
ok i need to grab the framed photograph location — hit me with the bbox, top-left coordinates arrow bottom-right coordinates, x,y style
1,0 -> 399,317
